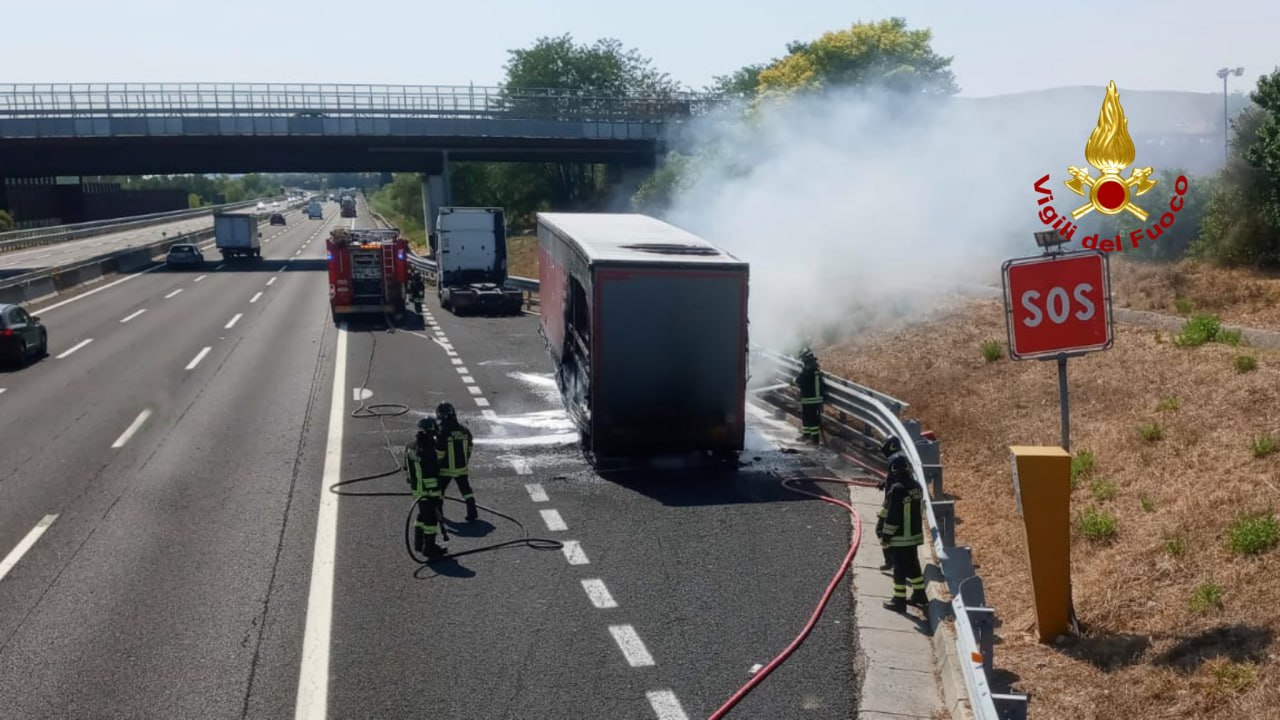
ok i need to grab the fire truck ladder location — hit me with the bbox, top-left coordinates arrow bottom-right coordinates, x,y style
381,243 -> 396,300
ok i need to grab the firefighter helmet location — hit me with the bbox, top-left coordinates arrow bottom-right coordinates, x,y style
881,435 -> 902,457
417,417 -> 438,435
436,402 -> 457,424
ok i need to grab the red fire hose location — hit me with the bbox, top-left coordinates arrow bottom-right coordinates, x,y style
707,474 -> 883,720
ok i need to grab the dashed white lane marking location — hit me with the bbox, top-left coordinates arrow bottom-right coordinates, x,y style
445,349 -> 458,357
111,409 -> 152,448
194,274 -> 207,282
164,288 -> 183,299
540,509 -> 567,532
0,388 -> 6,396
451,358 -> 463,365
0,515 -> 58,584
56,338 -> 92,359
525,483 -> 548,502
646,690 -> 689,720
277,267 -> 286,273
185,346 -> 212,370
461,375 -> 476,385
250,291 -> 263,304
482,409 -> 499,420
609,625 -> 656,667
512,458 -> 532,476
296,322 -> 347,719
582,579 -> 619,609
215,263 -> 225,270
474,397 -> 490,407
120,309 -> 146,323
466,386 -> 483,396
561,540 -> 589,565
226,313 -> 243,329
456,366 -> 468,374
267,277 -> 277,286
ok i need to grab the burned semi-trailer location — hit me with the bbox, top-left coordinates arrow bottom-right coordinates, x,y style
536,212 -> 749,462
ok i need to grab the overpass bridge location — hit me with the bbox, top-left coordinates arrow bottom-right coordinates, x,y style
0,82 -> 707,230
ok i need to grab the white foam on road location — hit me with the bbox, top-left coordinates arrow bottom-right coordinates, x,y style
0,515 -> 58,584
111,408 -> 152,448
609,625 -> 656,667
582,579 -> 618,609
473,432 -> 578,448
507,371 -> 561,404
295,323 -> 347,720
561,540 -> 589,565
646,691 -> 689,720
540,509 -> 567,531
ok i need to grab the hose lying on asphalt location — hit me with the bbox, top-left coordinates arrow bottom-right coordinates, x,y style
326,322 -> 562,564
707,473 -> 879,720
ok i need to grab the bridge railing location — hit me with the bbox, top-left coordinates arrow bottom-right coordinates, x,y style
395,255 -> 1030,719
0,83 -> 710,122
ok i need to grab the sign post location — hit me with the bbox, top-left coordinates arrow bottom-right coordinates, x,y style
1001,240 -> 1114,450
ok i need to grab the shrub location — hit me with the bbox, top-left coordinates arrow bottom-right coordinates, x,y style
1079,506 -> 1117,543
1070,450 -> 1096,484
1251,434 -> 1277,458
1140,495 -> 1156,512
1235,355 -> 1257,373
1174,297 -> 1193,315
1227,512 -> 1279,555
1218,328 -> 1244,346
1189,579 -> 1224,614
1090,477 -> 1117,502
1164,535 -> 1187,557
1157,396 -> 1181,411
1173,313 -> 1221,347
980,339 -> 1002,362
1210,661 -> 1257,695
1140,422 -> 1163,441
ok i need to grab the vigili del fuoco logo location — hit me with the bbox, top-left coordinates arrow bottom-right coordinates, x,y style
1032,80 -> 1190,252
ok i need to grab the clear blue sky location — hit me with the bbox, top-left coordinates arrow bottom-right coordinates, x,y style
5,0 -> 1276,97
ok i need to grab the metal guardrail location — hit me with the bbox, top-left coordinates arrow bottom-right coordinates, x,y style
403,252 -> 539,310
393,255 -> 1029,717
0,83 -> 711,123
0,195 -> 292,253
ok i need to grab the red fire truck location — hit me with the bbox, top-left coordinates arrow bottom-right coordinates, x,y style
326,227 -> 411,320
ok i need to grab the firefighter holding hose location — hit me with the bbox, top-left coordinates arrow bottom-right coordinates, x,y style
436,402 -> 479,523
794,347 -> 828,445
877,436 -> 928,613
406,417 -> 448,560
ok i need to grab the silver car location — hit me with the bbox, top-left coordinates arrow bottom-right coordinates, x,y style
166,243 -> 205,268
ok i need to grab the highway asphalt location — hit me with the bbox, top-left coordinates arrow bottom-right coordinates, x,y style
0,201 -> 303,279
0,197 -> 865,719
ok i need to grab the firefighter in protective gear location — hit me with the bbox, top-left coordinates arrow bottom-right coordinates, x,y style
794,348 -> 828,444
407,271 -> 425,315
405,417 -> 447,560
877,441 -> 927,613
876,436 -> 903,573
435,402 -> 478,522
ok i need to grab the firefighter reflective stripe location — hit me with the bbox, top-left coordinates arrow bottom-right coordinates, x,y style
800,373 -> 824,405
406,446 -> 440,498
415,520 -> 438,535
893,583 -> 907,598
909,575 -> 925,591
887,494 -> 923,547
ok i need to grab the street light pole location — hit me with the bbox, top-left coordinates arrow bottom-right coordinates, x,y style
1218,66 -> 1245,164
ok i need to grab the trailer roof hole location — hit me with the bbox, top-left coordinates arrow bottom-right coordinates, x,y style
620,243 -> 720,256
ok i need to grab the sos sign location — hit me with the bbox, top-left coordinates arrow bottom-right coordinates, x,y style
1002,251 -> 1114,360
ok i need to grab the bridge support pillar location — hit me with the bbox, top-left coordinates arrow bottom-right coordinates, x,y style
607,163 -> 656,212
420,170 -> 451,256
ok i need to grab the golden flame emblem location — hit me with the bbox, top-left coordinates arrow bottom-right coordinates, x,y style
1064,81 -> 1157,221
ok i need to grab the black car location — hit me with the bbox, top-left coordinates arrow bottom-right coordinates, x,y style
165,243 -> 205,268
270,213 -> 286,226
0,303 -> 48,367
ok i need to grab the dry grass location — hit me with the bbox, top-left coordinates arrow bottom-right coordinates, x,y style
819,296 -> 1280,720
1111,258 -> 1280,329
508,235 -> 539,281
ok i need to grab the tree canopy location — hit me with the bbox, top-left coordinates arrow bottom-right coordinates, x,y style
504,34 -> 682,95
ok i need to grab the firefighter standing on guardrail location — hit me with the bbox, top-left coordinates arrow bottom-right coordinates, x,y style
794,348 -> 829,445
406,417 -> 448,560
436,402 -> 479,523
877,437 -> 928,613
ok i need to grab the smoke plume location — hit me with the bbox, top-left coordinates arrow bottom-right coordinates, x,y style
661,85 -> 1139,353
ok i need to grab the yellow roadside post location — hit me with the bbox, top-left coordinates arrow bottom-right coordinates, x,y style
1009,445 -> 1074,643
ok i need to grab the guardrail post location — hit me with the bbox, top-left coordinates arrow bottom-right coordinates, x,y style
992,693 -> 1030,720
932,500 -> 956,547
966,606 -> 996,677
903,418 -> 923,440
924,464 -> 943,496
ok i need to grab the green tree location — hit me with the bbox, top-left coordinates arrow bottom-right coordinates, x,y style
504,34 -> 682,96
1095,169 -> 1213,262
632,152 -> 698,213
187,192 -> 202,208
0,209 -> 14,232
706,64 -> 767,99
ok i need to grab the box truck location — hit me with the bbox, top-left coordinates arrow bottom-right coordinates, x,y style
536,213 -> 750,460
214,211 -> 261,260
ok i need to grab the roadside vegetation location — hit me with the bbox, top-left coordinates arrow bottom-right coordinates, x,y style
822,296 -> 1280,719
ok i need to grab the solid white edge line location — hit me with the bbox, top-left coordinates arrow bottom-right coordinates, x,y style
120,309 -> 146,323
582,579 -> 618,609
646,690 -> 689,720
33,264 -> 162,314
295,322 -> 346,720
111,408 -> 152,448
608,625 -> 656,667
185,346 -> 212,370
55,338 -> 92,359
250,291 -> 263,304
540,508 -> 567,531
0,514 -> 58,583
225,313 -> 243,329
525,482 -> 548,502
561,540 -> 589,565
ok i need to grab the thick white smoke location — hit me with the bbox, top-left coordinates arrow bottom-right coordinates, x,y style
662,85 -> 1125,352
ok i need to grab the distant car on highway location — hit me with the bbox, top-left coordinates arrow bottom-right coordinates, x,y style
0,303 -> 48,367
165,243 -> 205,268
269,213 -> 287,226
256,201 -> 266,211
